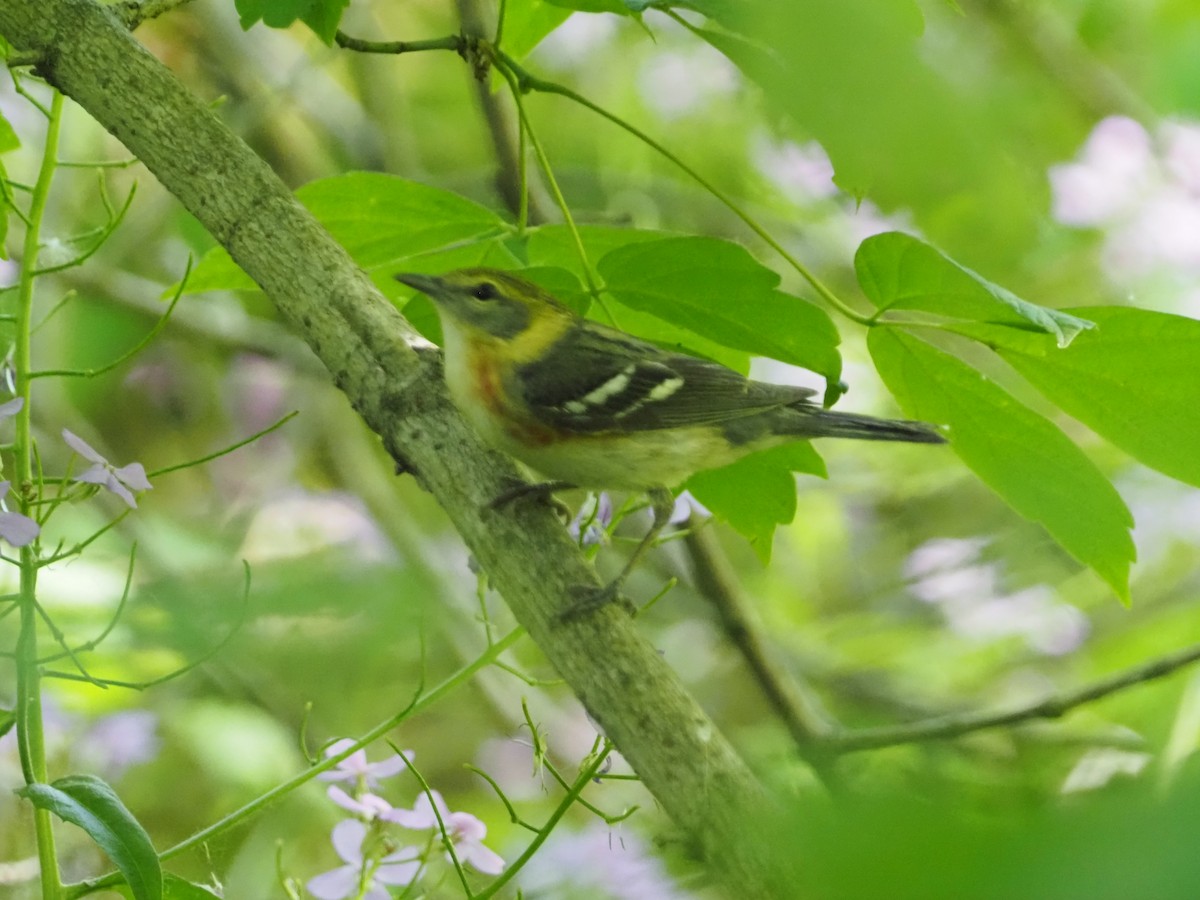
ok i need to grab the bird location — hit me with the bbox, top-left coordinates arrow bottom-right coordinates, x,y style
396,267 -> 946,611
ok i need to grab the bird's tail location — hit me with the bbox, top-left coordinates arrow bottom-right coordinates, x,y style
795,408 -> 947,444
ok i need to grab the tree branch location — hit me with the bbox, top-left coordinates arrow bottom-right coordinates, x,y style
682,520 -> 841,779
453,0 -> 552,224
0,0 -> 785,894
829,640 -> 1200,753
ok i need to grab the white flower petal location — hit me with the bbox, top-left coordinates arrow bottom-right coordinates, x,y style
0,397 -> 23,419
74,464 -> 111,486
306,865 -> 360,900
448,811 -> 487,842
62,429 -> 107,464
375,854 -> 422,886
326,785 -> 365,815
462,842 -> 505,875
107,477 -> 138,509
407,791 -> 445,829
114,462 -> 152,492
381,804 -> 429,829
318,739 -> 358,781
366,750 -> 411,779
0,511 -> 40,547
330,819 -> 367,865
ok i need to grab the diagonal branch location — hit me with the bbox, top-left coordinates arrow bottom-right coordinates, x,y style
830,640 -> 1200,753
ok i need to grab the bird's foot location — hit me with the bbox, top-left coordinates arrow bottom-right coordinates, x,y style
488,478 -> 574,520
557,580 -> 636,622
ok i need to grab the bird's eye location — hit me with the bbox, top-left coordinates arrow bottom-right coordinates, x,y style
472,283 -> 498,301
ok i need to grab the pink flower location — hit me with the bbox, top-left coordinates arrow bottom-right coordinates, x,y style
62,429 -> 152,509
1049,116 -> 1154,227
0,481 -> 38,547
317,738 -> 412,789
408,790 -> 504,875
307,820 -> 420,900
327,786 -> 428,828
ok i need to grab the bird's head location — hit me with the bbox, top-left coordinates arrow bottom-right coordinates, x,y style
395,268 -> 573,345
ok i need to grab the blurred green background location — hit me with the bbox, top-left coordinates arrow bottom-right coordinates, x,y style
2,0 -> 1200,897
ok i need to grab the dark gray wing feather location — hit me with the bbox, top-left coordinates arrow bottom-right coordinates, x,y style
514,321 -> 816,434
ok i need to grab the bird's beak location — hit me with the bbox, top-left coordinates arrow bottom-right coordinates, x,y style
394,272 -> 445,296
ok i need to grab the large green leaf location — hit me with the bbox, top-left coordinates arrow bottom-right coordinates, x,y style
543,0 -> 630,13
598,236 -> 841,380
687,442 -> 827,561
499,0 -> 574,59
868,328 -> 1134,602
524,224 -> 674,278
526,226 -> 749,368
235,0 -> 348,43
19,774 -> 162,900
947,307 -> 1200,489
185,173 -> 507,293
856,232 -> 1094,346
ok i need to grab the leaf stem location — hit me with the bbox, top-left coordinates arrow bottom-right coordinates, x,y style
495,50 -> 873,326
14,87 -> 64,900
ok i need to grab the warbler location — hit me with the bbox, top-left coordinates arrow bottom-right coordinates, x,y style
396,267 -> 945,606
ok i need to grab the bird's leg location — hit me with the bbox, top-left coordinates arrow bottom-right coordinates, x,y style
561,486 -> 675,621
488,478 -> 575,521
488,478 -> 575,510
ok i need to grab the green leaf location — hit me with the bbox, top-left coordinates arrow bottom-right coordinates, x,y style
0,706 -> 13,740
0,110 -> 13,259
296,173 -> 507,268
626,0 -> 741,24
0,111 -> 20,154
0,160 -> 9,259
235,0 -> 307,29
523,227 -> 749,369
19,774 -> 162,900
947,307 -> 1200,490
689,25 -> 782,84
543,0 -> 631,14
115,875 -> 221,900
856,232 -> 1094,346
185,174 -> 507,294
524,224 -> 675,278
515,265 -> 591,314
499,0 -> 573,59
868,328 -> 1134,602
299,0 -> 349,43
598,236 -> 842,380
234,0 -> 347,41
687,443 -> 827,562
181,247 -> 256,294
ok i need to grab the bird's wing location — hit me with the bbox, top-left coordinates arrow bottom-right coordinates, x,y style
513,321 -> 816,435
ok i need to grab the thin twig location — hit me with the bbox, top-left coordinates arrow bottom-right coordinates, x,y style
829,640 -> 1200,753
30,251 -> 185,379
682,518 -> 841,783
494,50 -> 873,326
43,561 -> 251,691
335,30 -> 465,55
454,0 -> 550,225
